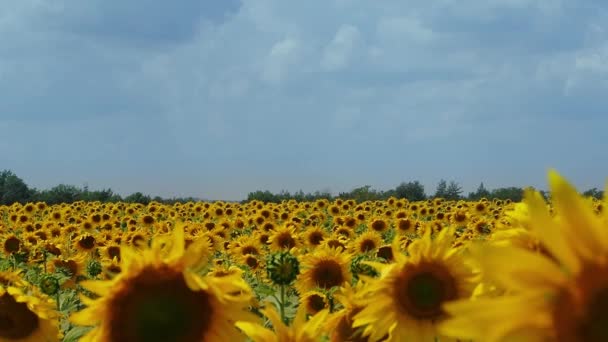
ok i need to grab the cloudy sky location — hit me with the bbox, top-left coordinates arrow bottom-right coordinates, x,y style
1,0 -> 607,200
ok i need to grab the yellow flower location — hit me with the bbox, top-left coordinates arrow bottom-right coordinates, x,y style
440,170 -> 608,341
70,223 -> 258,341
236,302 -> 329,342
352,227 -> 476,342
295,246 -> 352,295
0,271 -> 62,342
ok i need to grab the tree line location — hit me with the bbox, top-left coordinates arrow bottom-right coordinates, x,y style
0,169 -> 604,205
0,170 -> 200,205
246,180 -> 605,203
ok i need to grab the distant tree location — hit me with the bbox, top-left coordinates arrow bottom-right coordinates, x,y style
0,170 -> 33,204
434,179 -> 448,199
246,190 -> 279,203
445,181 -> 463,200
468,182 -> 491,200
490,187 -> 524,202
36,184 -> 83,204
124,192 -> 152,205
583,188 -> 604,199
82,186 -> 121,202
394,181 -> 426,201
339,185 -> 381,202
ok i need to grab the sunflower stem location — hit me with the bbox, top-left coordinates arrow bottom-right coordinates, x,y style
280,284 -> 286,324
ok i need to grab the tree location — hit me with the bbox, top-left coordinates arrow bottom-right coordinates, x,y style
0,170 -> 33,204
124,192 -> 152,205
36,184 -> 82,204
445,181 -> 463,200
394,181 -> 426,201
468,182 -> 490,200
490,187 -> 524,202
583,188 -> 604,199
245,190 -> 279,203
434,179 -> 448,198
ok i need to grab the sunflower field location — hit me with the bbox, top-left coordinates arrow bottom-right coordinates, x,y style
0,170 -> 606,341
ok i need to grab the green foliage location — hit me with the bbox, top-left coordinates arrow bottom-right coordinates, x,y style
583,187 -> 604,199
490,187 -> 524,202
468,182 -> 491,200
123,191 -> 152,204
266,252 -> 300,285
0,169 -> 33,204
394,181 -> 426,201
434,179 -> 448,198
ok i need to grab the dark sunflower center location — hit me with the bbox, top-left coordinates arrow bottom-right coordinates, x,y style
278,233 -> 296,249
79,236 -> 96,250
0,293 -> 39,339
307,294 -> 326,313
308,232 -> 324,245
312,260 -> 345,289
579,287 -> 608,341
4,237 -> 20,253
377,246 -> 394,261
395,264 -> 457,320
109,267 -> 212,342
360,239 -> 377,253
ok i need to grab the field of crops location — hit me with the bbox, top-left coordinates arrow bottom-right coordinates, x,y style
0,170 -> 605,341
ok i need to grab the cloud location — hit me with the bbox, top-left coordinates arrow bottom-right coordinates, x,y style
262,37 -> 300,83
2,0 -> 607,199
321,24 -> 361,71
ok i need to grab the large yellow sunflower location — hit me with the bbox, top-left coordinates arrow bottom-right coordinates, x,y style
439,170 -> 608,341
70,223 -> 259,341
352,227 -> 477,341
0,271 -> 62,342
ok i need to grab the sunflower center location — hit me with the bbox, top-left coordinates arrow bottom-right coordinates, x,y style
306,294 -> 326,313
277,233 -> 296,249
308,232 -> 324,245
3,237 -> 20,253
579,287 -> 608,341
553,264 -> 608,341
312,260 -> 345,289
0,293 -> 39,339
360,239 -> 377,253
109,266 -> 212,342
394,263 -> 457,320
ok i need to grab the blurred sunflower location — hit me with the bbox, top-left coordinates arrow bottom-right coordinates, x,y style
0,271 -> 62,342
70,224 -> 258,341
440,170 -> 608,342
236,302 -> 328,342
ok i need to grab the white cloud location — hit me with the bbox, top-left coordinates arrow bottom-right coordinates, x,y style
321,24 -> 361,71
261,37 -> 299,83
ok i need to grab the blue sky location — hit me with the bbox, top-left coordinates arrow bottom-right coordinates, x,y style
1,0 -> 607,200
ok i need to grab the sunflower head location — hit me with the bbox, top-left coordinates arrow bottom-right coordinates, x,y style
71,223 -> 258,342
266,251 -> 301,285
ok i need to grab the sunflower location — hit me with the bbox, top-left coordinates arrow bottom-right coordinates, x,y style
0,271 -> 62,342
269,225 -> 300,251
300,290 -> 329,315
70,224 -> 258,341
352,227 -> 477,341
351,231 -> 383,254
73,233 -> 97,254
236,302 -> 329,342
295,246 -> 352,295
439,170 -> 608,341
369,218 -> 388,233
2,234 -> 21,255
303,226 -> 327,247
